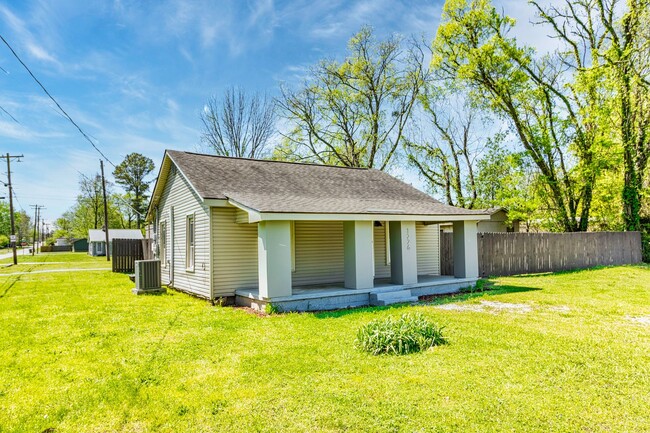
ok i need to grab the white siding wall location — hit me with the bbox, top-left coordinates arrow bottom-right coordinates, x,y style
373,222 -> 440,278
416,223 -> 440,276
212,207 -> 258,296
373,224 -> 391,279
293,221 -> 345,286
209,214 -> 441,296
157,164 -> 211,298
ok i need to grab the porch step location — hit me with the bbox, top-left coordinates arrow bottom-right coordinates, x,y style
369,289 -> 418,306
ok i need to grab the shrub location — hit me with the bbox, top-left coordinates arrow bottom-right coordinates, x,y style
355,313 -> 447,355
0,234 -> 9,248
265,302 -> 281,315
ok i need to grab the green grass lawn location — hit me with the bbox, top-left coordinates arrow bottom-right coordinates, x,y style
1,253 -> 649,432
0,251 -> 111,274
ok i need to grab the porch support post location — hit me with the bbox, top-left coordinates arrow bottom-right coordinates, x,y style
453,220 -> 479,278
258,220 -> 292,299
389,221 -> 417,285
343,220 -> 374,289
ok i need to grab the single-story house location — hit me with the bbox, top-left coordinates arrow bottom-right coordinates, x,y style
88,229 -> 143,256
145,150 -> 490,311
441,207 -> 520,233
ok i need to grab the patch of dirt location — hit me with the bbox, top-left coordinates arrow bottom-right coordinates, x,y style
436,300 -> 532,314
626,315 -> 650,326
480,301 -> 533,312
235,306 -> 270,317
547,305 -> 571,313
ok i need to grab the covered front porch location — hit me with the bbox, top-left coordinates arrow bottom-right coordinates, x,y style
236,218 -> 481,312
235,274 -> 478,312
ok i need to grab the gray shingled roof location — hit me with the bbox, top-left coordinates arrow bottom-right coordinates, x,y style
166,150 -> 486,216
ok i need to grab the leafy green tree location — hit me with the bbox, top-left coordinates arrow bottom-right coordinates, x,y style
432,0 -> 610,231
112,153 -> 155,228
277,26 -> 427,169
475,144 -> 541,231
14,211 -> 30,242
530,0 -> 650,231
78,174 -> 105,230
52,214 -> 74,240
0,202 -> 10,236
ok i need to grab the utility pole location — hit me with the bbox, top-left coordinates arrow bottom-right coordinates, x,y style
35,206 -> 42,253
30,204 -> 39,256
2,153 -> 23,265
100,159 -> 110,261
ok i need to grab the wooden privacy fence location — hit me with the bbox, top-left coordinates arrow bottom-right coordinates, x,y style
112,238 -> 154,273
40,245 -> 73,252
441,231 -> 643,277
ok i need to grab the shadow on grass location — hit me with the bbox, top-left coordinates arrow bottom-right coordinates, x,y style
0,276 -> 20,299
0,264 -> 38,299
490,263 -> 650,279
312,282 -> 542,319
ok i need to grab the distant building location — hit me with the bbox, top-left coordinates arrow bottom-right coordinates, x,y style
72,238 -> 88,253
88,229 -> 143,256
441,208 -> 520,233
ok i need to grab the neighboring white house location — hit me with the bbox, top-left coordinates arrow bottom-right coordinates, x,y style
145,150 -> 490,311
88,229 -> 143,256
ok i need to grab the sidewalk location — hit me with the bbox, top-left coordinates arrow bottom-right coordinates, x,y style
0,248 -> 32,261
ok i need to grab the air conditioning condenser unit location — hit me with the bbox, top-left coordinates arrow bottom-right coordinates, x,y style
132,259 -> 166,295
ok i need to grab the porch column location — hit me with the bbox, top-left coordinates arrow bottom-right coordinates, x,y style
343,220 -> 374,289
453,220 -> 479,278
258,221 -> 292,299
389,221 -> 417,285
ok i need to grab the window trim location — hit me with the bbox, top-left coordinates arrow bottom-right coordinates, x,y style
185,213 -> 195,272
159,220 -> 167,268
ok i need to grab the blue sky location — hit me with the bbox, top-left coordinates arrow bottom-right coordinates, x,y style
0,0 -> 541,224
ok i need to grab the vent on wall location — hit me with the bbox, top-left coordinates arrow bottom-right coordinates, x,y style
132,259 -> 166,295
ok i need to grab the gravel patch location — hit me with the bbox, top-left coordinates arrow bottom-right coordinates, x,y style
626,315 -> 650,326
437,300 -> 532,314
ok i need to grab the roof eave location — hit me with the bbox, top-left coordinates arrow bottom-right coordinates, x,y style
226,200 -> 491,223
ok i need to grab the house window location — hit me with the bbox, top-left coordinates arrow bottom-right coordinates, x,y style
186,214 -> 195,271
159,221 -> 167,267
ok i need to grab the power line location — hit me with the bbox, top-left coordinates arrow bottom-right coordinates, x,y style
0,34 -> 116,167
0,104 -> 19,123
12,189 -> 25,212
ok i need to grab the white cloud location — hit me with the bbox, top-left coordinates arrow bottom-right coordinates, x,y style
0,119 -> 66,141
0,4 -> 61,67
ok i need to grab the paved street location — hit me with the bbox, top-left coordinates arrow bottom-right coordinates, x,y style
0,247 -> 36,261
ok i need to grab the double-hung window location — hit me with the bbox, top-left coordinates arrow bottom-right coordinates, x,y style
186,214 -> 195,271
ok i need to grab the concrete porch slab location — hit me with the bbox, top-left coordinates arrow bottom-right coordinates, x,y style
235,275 -> 478,312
